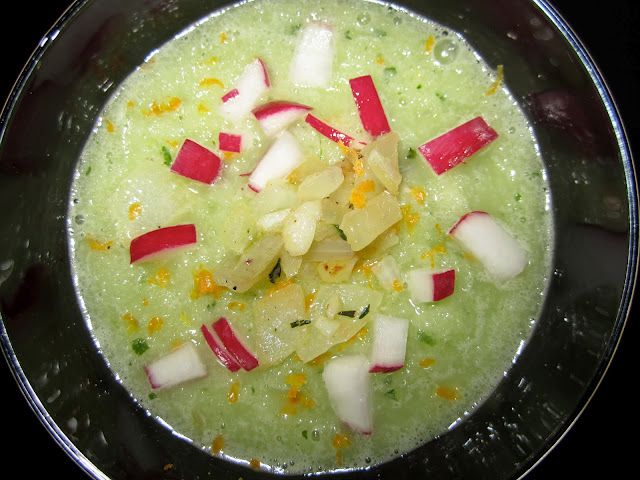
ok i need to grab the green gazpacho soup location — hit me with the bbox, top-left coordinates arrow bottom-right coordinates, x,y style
68,0 -> 552,473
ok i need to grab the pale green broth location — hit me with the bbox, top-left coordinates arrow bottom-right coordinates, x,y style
68,0 -> 552,473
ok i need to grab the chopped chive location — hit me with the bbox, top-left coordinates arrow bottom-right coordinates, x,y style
417,330 -> 436,346
132,338 -> 149,356
85,166 -> 92,176
344,30 -> 353,40
338,310 -> 357,318
385,389 -> 398,401
268,258 -> 282,284
407,147 -> 417,159
291,319 -> 311,328
162,146 -> 172,166
334,224 -> 347,240
148,393 -> 157,400
302,430 -> 308,439
358,304 -> 370,319
435,92 -> 446,101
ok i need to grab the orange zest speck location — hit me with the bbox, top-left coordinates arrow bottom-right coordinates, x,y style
199,77 -> 225,88
436,385 -> 460,400
148,268 -> 171,288
142,298 -> 149,306
250,459 -> 261,469
192,268 -> 226,299
228,301 -> 246,311
106,119 -> 115,133
147,316 -> 163,335
410,186 -> 427,205
86,233 -> 113,252
163,464 -> 173,471
353,158 -> 365,177
425,35 -> 436,54
142,96 -> 182,117
228,381 -> 240,403
356,180 -> 375,193
419,358 -> 436,368
198,102 -> 210,113
128,202 -> 142,221
349,189 -> 367,209
121,313 -> 139,334
166,139 -> 180,148
220,32 -> 228,43
376,55 -> 384,64
126,100 -> 135,109
332,433 -> 351,467
286,373 -> 307,399
401,205 -> 420,235
266,277 -> 295,296
486,64 -> 504,96
421,244 -> 447,268
392,279 -> 403,291
212,434 -> 224,454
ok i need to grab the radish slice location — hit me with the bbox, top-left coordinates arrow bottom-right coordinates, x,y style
220,58 -> 271,122
200,324 -> 242,372
219,132 -> 243,153
449,211 -> 526,280
322,355 -> 373,434
212,317 -> 259,371
349,75 -> 391,138
130,224 -> 197,264
170,139 -> 222,184
305,113 -> 366,149
144,343 -> 207,390
407,268 -> 456,303
289,22 -> 335,88
418,116 -> 499,175
247,130 -> 304,192
368,314 -> 409,373
252,100 -> 312,137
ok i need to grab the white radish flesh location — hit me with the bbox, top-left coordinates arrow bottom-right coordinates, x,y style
368,314 -> 409,373
289,22 -> 335,88
144,343 -> 207,390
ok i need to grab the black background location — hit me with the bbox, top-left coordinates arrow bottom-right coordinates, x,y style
1,1 -> 637,478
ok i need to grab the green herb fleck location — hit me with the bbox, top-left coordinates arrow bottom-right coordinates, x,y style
385,389 -> 398,401
291,319 -> 312,328
148,393 -> 157,400
132,338 -> 149,356
206,301 -> 217,310
374,29 -> 387,37
338,310 -> 356,318
407,147 -> 417,159
302,430 -> 308,439
334,224 -> 347,240
162,146 -> 172,166
417,330 -> 436,346
286,23 -> 301,35
344,30 -> 352,40
269,258 -> 282,284
417,84 -> 423,89
435,92 -> 446,101
515,193 -> 522,202
384,67 -> 397,76
85,166 -> 92,176
358,304 -> 370,319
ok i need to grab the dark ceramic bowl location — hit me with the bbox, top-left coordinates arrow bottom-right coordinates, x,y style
1,0 -> 637,479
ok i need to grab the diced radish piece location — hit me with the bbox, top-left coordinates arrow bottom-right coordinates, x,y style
252,100 -> 312,137
247,131 -> 304,192
200,324 -> 242,372
349,75 -> 391,138
170,139 -> 222,184
449,211 -> 526,280
130,224 -> 197,264
220,58 -> 271,122
289,22 -> 335,88
368,314 -> 409,373
418,116 -> 499,175
212,317 -> 259,371
219,132 -> 243,153
407,268 -> 455,303
305,114 -> 367,149
144,343 -> 207,390
322,355 -> 373,434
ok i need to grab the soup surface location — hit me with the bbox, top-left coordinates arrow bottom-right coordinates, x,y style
68,0 -> 552,473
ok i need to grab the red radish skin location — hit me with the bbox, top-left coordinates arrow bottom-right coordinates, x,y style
349,75 -> 391,137
221,88 -> 239,103
170,139 -> 222,184
418,116 -> 499,175
219,132 -> 242,153
305,113 -> 366,149
252,101 -> 312,136
407,268 -> 456,303
212,317 -> 259,371
368,315 -> 409,373
130,224 -> 197,264
144,343 -> 207,390
200,324 -> 242,372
